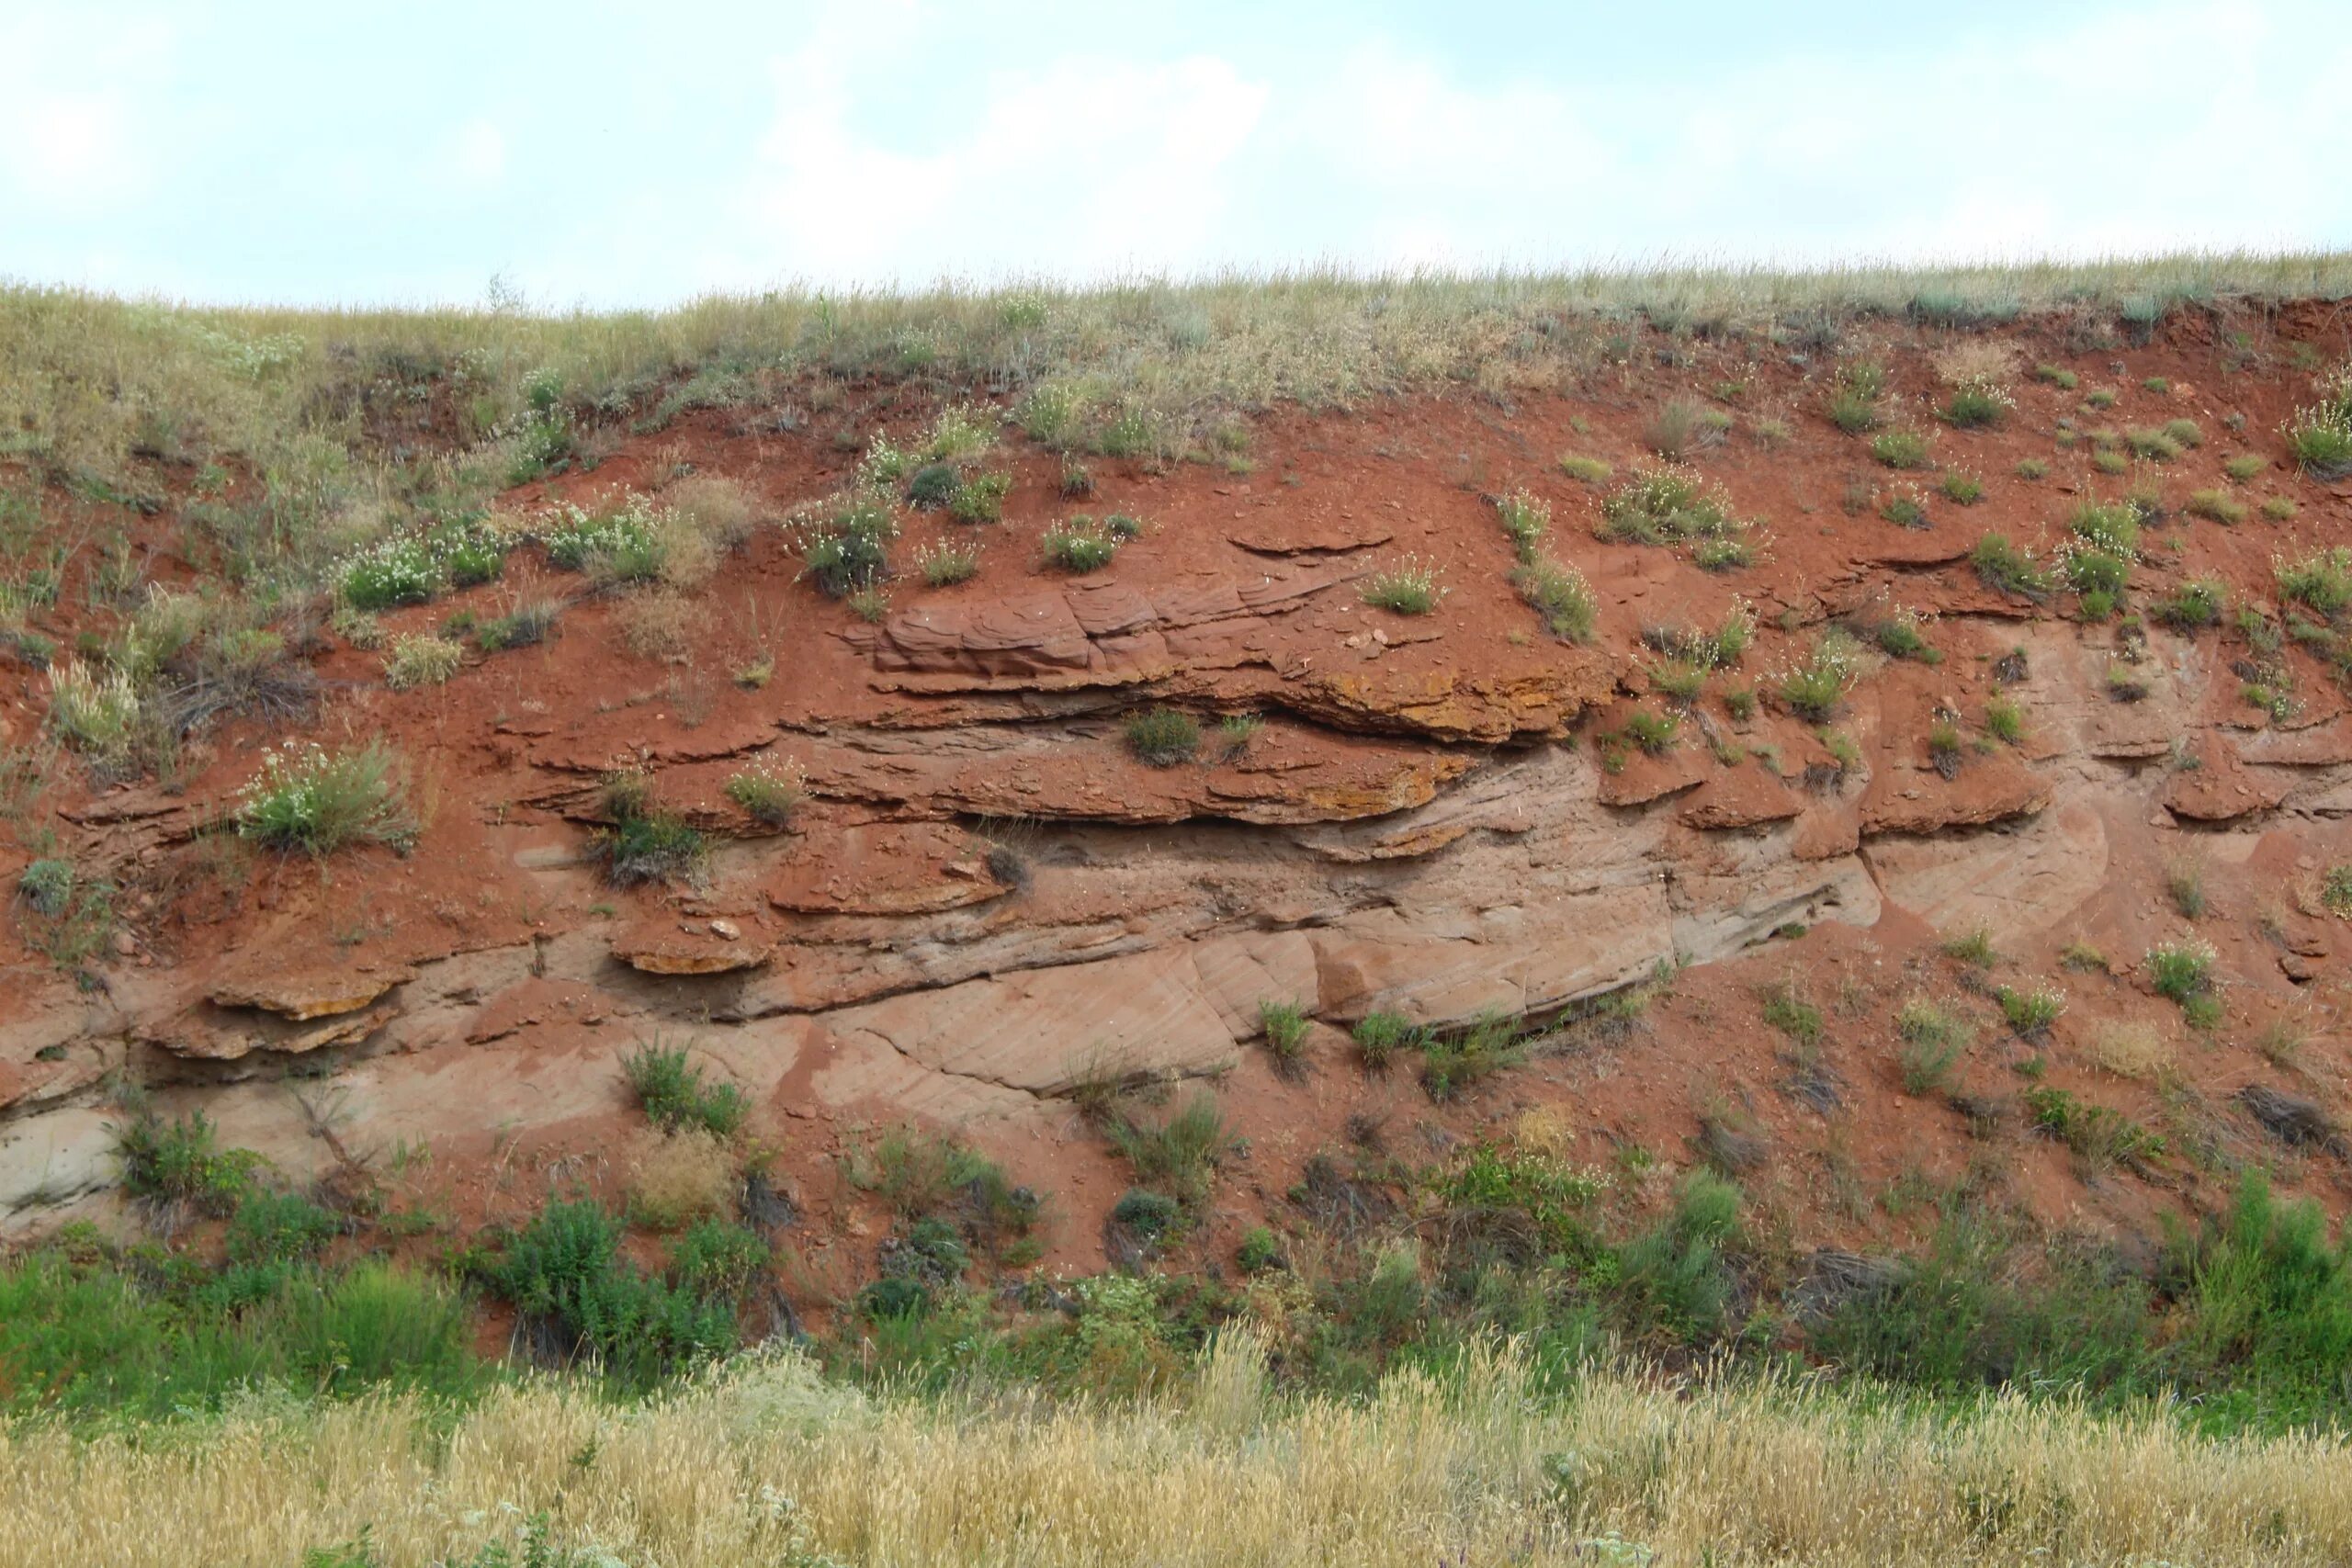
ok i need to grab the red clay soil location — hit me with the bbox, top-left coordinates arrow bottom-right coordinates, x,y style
4,305 -> 2351,1317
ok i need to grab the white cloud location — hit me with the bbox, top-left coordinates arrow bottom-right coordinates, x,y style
725,8 -> 1270,286
0,14 -> 174,209
448,118 -> 508,186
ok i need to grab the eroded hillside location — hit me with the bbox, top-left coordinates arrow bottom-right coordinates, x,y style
4,286 -> 2351,1338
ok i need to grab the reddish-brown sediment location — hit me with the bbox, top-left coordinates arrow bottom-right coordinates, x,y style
4,308 -> 2350,1298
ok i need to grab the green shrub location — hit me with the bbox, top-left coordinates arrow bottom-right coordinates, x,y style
1942,380 -> 2012,428
1777,637 -> 1858,720
1511,557 -> 1597,642
1939,469 -> 1984,505
338,536 -> 440,609
2223,454 -> 2267,482
1623,708 -> 1678,754
2283,361 -> 2352,479
1941,927 -> 1998,967
2322,864 -> 2352,918
491,1199 -> 736,1388
111,1109 -> 265,1214
1878,486 -> 1928,528
724,754 -> 805,825
1352,1010 -> 1424,1070
1826,361 -> 1886,433
594,813 -> 709,886
474,599 -> 560,651
1422,1011 -> 1525,1101
2025,1087 -> 2165,1170
801,497 -> 897,597
1558,455 -> 1611,483
43,660 -> 142,763
2154,579 -> 2225,628
1259,998 -> 1310,1072
2185,489 -> 2245,525
234,743 -> 414,855
1237,1225 -> 1283,1273
2016,457 -> 2050,479
1103,1094 -> 1229,1209
1984,695 -> 2025,745
1871,429 -> 1933,468
949,471 -> 1012,524
621,1041 -> 749,1137
226,1190 -> 342,1266
1895,998 -> 1968,1094
16,857 -> 74,918
1124,706 -> 1199,766
1971,534 -> 2050,600
1040,516 -> 1122,573
1996,984 -> 2065,1037
1761,985 -> 1822,1046
2034,365 -> 2079,389
1361,557 -> 1443,614
2147,939 -> 2216,1004
913,541 -> 979,586
1598,465 -> 1747,550
906,461 -> 962,509
2277,547 -> 2352,617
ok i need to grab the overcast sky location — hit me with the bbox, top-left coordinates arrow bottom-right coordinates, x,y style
5,0 -> 2347,309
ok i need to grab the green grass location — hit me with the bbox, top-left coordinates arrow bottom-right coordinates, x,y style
1996,983 -> 2065,1037
1970,534 -> 2050,600
1596,464 -> 1747,550
1360,557 -> 1443,614
1259,998 -> 1311,1072
2277,547 -> 2352,617
233,741 -> 415,855
2147,939 -> 2217,1004
1351,1010 -> 1425,1070
1871,428 -> 1933,468
2154,579 -> 2225,628
1895,998 -> 1968,1094
1039,517 -> 1123,572
1421,1010 -> 1527,1102
620,1041 -> 749,1137
1123,706 -> 1199,766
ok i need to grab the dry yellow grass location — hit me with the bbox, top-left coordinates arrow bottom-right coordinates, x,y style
2090,1021 -> 2176,1082
6,1343 -> 2352,1566
625,1129 -> 737,1229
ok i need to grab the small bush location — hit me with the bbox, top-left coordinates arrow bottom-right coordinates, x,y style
1511,557 -> 1597,642
1040,517 -> 1122,573
595,813 -> 709,887
1941,927 -> 1998,968
1124,707 -> 1199,766
2284,360 -> 2352,478
2185,489 -> 2246,525
234,743 -> 414,855
1996,984 -> 2065,1037
1761,984 -> 1822,1046
2321,864 -> 2352,918
1871,429 -> 1933,469
1259,999 -> 1310,1073
1879,486 -> 1928,528
621,1042 -> 750,1138
1624,708 -> 1679,754
2224,454 -> 2267,482
1777,636 -> 1859,721
725,753 -> 806,825
2034,365 -> 2078,389
906,462 -> 961,509
1984,695 -> 2025,746
949,472 -> 1012,524
1942,379 -> 2012,429
475,599 -> 560,651
383,634 -> 462,691
1598,465 -> 1747,552
1352,1010 -> 1423,1070
2165,856 -> 2208,919
2016,457 -> 2050,479
1939,469 -> 1984,505
1896,998 -> 1968,1094
112,1109 -> 264,1214
913,540 -> 980,587
1826,361 -> 1887,433
628,1133 -> 738,1231
1422,1011 -> 1526,1101
800,497 -> 897,598
2154,579 -> 2225,628
2262,496 -> 2298,522
1971,534 -> 2050,600
2147,939 -> 2216,1005
2276,547 -> 2352,617
1558,455 -> 1612,483
43,660 -> 141,763
1361,556 -> 1444,615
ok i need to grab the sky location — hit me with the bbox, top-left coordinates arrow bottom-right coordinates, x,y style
4,0 -> 2347,309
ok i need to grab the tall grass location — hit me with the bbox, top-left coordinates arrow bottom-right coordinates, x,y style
10,1342 -> 2352,1566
